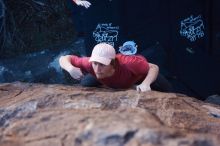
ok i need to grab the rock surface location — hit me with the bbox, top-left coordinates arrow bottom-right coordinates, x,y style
0,39 -> 85,84
0,82 -> 220,146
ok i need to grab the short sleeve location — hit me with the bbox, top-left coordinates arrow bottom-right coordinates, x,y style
70,55 -> 93,73
123,55 -> 149,75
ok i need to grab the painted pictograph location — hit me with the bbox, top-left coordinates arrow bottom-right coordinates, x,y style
180,15 -> 205,42
119,41 -> 137,55
93,23 -> 119,47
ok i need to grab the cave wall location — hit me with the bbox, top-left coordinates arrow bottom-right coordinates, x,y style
80,0 -> 220,99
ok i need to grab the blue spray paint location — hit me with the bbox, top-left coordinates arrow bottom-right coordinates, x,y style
119,41 -> 137,55
180,15 -> 205,42
92,23 -> 119,47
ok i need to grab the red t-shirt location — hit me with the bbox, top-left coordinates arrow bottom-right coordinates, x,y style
70,54 -> 149,89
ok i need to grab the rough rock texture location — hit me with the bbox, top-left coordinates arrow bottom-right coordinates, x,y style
0,82 -> 220,146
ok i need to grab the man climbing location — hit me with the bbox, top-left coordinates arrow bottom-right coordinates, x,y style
59,43 -> 173,92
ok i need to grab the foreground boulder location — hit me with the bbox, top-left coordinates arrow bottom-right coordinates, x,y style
0,82 -> 220,146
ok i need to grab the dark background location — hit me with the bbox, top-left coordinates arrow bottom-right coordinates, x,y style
79,0 -> 220,99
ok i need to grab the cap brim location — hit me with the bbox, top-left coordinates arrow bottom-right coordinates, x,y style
89,56 -> 111,65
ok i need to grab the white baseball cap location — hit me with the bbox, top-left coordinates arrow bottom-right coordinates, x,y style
89,43 -> 116,65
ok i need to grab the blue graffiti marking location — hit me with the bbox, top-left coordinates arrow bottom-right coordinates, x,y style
93,23 -> 119,47
180,15 -> 205,42
119,41 -> 137,55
